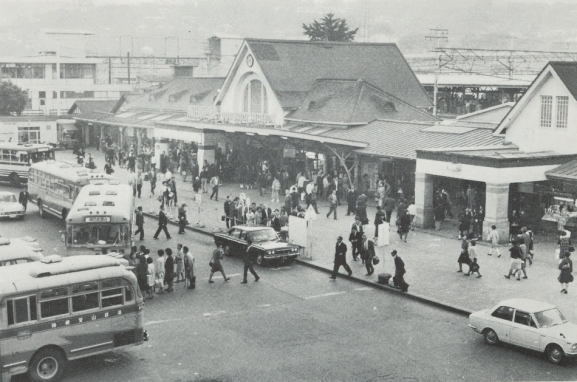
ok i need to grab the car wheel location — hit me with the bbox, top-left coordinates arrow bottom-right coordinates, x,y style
546,344 -> 564,365
483,329 -> 499,345
256,254 -> 265,266
29,348 -> 66,382
38,200 -> 45,218
9,173 -> 20,188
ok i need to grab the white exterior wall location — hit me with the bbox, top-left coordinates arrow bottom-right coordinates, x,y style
218,46 -> 284,126
504,75 -> 577,154
0,120 -> 58,144
416,158 -> 560,183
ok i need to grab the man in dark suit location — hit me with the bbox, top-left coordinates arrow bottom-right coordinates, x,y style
360,234 -> 376,276
260,203 -> 272,226
241,240 -> 260,284
356,192 -> 368,224
153,205 -> 171,239
346,186 -> 358,216
134,206 -> 145,240
224,196 -> 232,228
391,250 -> 409,292
18,188 -> 29,212
270,209 -> 281,232
330,236 -> 352,279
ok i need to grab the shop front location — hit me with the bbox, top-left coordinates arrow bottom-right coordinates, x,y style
415,147 -> 577,243
544,159 -> 577,235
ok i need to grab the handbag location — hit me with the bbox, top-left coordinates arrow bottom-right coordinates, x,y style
209,260 -> 214,267
372,256 -> 380,265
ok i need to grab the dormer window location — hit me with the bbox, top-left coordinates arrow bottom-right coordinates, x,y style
243,80 -> 268,114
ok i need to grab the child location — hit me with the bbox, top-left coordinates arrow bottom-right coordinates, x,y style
154,249 -> 166,294
487,225 -> 501,258
146,257 -> 155,299
465,240 -> 482,278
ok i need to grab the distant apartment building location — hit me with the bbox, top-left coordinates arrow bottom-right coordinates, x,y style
0,29 -> 132,116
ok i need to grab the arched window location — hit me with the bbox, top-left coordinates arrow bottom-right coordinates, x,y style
242,80 -> 268,114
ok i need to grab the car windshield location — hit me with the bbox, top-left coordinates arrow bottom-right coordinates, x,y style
247,229 -> 278,243
0,194 -> 17,203
534,308 -> 567,328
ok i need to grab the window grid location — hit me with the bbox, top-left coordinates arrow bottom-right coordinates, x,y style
556,96 -> 568,128
540,96 -> 552,128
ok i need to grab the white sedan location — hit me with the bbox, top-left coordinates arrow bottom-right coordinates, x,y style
0,191 -> 25,219
469,298 -> 577,364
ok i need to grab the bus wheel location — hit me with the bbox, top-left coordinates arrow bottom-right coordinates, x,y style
9,173 -> 20,188
29,348 -> 66,382
38,200 -> 46,218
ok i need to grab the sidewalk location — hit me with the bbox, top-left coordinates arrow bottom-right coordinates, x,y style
57,148 -> 577,320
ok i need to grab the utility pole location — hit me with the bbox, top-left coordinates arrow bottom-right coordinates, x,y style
425,29 -> 448,116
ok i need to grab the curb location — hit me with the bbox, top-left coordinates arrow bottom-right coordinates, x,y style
143,211 -> 473,317
294,259 -> 472,316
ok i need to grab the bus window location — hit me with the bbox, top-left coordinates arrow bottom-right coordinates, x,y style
7,295 -> 38,325
72,293 -> 99,312
1,150 -> 9,162
101,288 -> 123,308
40,297 -> 69,318
9,150 -> 18,162
19,153 -> 29,164
30,151 -> 54,163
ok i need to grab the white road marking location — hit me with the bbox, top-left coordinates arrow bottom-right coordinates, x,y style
258,304 -> 271,307
354,287 -> 372,291
305,291 -> 346,300
203,310 -> 226,317
207,273 -> 241,279
271,267 -> 291,271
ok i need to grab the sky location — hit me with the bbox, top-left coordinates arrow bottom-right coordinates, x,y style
1,0 -> 576,57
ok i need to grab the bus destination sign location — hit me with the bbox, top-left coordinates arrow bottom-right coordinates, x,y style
85,216 -> 111,223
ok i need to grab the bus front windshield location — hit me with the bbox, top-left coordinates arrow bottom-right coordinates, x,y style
30,150 -> 55,163
67,224 -> 130,247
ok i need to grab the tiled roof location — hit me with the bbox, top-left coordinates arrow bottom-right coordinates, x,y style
245,39 -> 432,109
68,100 -> 118,115
545,158 -> 577,180
286,79 -> 438,124
550,62 -> 577,101
128,77 -> 224,112
320,119 -> 505,159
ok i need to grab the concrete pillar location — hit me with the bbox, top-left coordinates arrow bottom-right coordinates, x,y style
414,172 -> 434,228
483,183 -> 510,244
197,145 -> 215,166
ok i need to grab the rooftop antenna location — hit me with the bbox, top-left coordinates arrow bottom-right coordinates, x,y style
425,29 -> 449,116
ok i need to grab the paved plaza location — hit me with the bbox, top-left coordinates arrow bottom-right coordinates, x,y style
59,148 -> 577,320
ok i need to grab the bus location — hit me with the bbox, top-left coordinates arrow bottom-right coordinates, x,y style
64,183 -> 135,252
0,254 -> 144,382
0,142 -> 55,187
28,161 -> 117,221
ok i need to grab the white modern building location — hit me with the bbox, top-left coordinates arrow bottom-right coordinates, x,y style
0,30 -> 132,116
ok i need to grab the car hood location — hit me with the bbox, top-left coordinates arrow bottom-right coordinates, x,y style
254,241 -> 296,250
541,322 -> 577,342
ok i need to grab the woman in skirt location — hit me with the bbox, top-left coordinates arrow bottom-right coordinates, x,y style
457,237 -> 470,273
558,252 -> 573,294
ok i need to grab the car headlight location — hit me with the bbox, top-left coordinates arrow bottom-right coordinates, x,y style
268,250 -> 274,255
572,344 -> 577,351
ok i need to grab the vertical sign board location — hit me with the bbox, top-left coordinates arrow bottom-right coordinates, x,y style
376,222 -> 389,268
288,216 -> 307,247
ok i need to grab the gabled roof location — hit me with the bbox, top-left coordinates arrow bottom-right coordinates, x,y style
67,100 -> 118,115
321,119 -> 504,159
128,77 -> 224,112
549,62 -> 577,100
286,79 -> 438,124
494,61 -> 577,135
222,39 -> 432,110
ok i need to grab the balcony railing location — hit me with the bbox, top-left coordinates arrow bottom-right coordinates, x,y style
187,105 -> 275,126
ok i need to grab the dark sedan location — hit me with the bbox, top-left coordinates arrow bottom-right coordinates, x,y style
214,226 -> 300,266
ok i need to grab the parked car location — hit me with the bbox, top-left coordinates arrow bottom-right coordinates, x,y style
469,298 -> 577,364
0,191 -> 25,219
214,226 -> 300,266
0,236 -> 43,266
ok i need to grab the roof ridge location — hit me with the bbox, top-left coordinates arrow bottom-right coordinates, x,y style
245,38 -> 398,47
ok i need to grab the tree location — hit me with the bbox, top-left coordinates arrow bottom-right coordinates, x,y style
302,13 -> 359,42
0,82 -> 28,116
